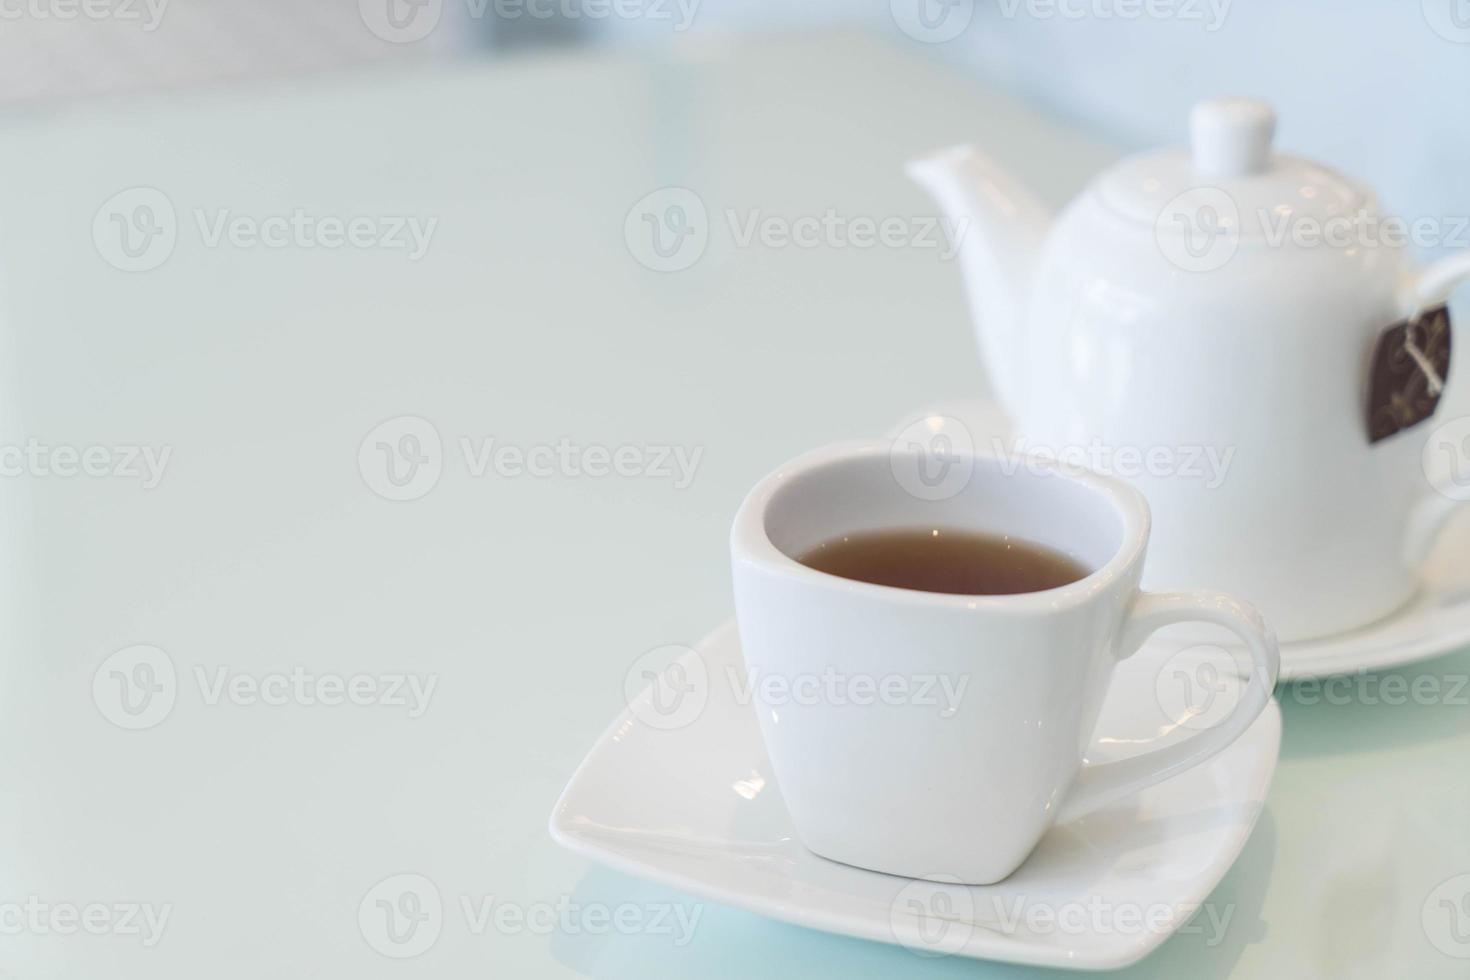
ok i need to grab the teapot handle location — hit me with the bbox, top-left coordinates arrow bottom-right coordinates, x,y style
1413,252 -> 1470,309
1401,253 -> 1470,569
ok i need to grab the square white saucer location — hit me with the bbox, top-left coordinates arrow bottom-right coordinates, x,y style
550,621 -> 1281,970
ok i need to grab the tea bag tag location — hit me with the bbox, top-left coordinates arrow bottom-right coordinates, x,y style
1366,304 -> 1452,444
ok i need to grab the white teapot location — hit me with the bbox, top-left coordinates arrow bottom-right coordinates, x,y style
910,98 -> 1470,641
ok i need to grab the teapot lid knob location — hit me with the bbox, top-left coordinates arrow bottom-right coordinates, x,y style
1190,98 -> 1276,179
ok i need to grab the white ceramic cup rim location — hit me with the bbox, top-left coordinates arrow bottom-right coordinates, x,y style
731,440 -> 1152,612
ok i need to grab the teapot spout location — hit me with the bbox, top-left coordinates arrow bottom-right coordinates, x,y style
908,145 -> 1051,423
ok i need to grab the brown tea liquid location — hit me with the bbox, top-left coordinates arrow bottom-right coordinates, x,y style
796,528 -> 1089,596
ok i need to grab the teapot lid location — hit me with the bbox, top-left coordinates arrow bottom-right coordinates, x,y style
1094,99 -> 1372,239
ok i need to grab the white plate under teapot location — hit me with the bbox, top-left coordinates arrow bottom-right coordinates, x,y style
889,399 -> 1470,680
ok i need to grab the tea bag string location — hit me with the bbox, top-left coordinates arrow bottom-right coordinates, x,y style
1403,308 -> 1446,397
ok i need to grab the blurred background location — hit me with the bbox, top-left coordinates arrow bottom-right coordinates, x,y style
4,0 -> 1468,259
3,6 -> 1469,979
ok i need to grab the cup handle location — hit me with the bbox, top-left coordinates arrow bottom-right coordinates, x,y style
1054,592 -> 1280,824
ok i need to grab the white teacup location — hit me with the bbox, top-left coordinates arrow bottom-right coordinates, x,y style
730,442 -> 1280,885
